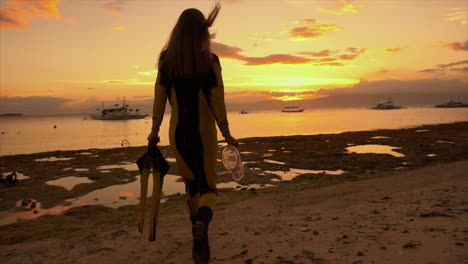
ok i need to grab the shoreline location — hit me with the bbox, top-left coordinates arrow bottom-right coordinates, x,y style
1,120 -> 467,158
0,122 -> 467,263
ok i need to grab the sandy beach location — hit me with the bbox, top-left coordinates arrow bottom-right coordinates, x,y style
0,122 -> 467,264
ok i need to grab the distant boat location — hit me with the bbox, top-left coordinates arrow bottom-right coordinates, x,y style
371,99 -> 402,110
281,106 -> 304,113
0,113 -> 23,117
90,98 -> 148,120
435,100 -> 468,108
240,109 -> 248,114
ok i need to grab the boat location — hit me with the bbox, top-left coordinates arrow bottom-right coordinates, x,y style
281,106 -> 304,113
90,98 -> 148,120
371,99 -> 402,110
435,99 -> 468,108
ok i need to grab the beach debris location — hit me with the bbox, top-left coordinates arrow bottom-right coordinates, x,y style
21,199 -> 31,207
121,139 -> 131,147
1,171 -> 18,186
402,240 -> 422,249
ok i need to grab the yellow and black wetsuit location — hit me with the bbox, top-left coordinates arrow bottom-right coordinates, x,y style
152,52 -> 230,219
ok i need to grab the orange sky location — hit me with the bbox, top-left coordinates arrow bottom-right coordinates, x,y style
0,0 -> 467,106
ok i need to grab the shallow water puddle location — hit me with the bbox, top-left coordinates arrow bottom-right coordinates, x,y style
2,172 -> 30,180
265,168 -> 345,181
0,173 -> 268,225
436,141 -> 455,144
415,129 -> 429,133
264,159 -> 286,165
46,176 -> 95,191
346,144 -> 405,157
74,168 -> 90,172
96,162 -> 138,171
35,157 -> 75,162
217,182 -> 274,190
166,157 -> 176,163
371,136 -> 390,139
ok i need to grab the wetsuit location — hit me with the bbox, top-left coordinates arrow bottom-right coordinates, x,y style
152,52 -> 230,218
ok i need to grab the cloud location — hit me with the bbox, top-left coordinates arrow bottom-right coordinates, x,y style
445,7 -> 467,25
289,20 -> 342,39
0,0 -> 61,30
112,25 -> 126,31
316,0 -> 361,16
446,41 -> 468,51
450,67 -> 468,72
385,48 -> 402,53
0,96 -> 72,115
419,59 -> 468,74
212,42 -> 365,66
221,0 -> 244,4
437,59 -> 468,68
104,0 -> 130,14
298,50 -> 336,57
243,54 -> 312,66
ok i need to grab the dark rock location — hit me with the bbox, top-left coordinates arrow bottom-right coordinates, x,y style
357,251 -> 365,256
455,242 -> 464,247
313,230 -> 319,236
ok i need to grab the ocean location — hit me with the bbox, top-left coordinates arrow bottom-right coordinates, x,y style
1,107 -> 467,156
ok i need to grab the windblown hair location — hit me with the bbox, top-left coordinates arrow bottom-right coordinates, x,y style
161,3 -> 221,77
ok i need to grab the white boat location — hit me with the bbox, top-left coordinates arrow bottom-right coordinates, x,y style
90,98 -> 148,120
371,99 -> 402,110
281,106 -> 304,113
435,100 -> 468,108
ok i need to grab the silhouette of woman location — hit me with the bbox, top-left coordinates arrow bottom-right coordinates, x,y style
147,3 -> 237,263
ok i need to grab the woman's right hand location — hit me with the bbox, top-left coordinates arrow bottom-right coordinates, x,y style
224,134 -> 239,148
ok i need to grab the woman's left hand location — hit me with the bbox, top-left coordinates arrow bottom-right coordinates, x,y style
147,130 -> 159,142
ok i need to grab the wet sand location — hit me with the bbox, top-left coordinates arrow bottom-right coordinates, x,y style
0,122 -> 467,263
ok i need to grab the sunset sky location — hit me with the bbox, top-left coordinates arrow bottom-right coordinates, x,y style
0,0 -> 467,113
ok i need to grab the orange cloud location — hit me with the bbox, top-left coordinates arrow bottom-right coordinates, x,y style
0,0 -> 60,30
445,7 -> 467,25
104,0 -> 130,13
446,41 -> 468,51
212,42 -> 366,66
212,42 -> 312,65
385,48 -> 402,53
317,0 -> 361,16
298,49 -> 336,57
112,25 -> 126,31
289,21 -> 342,39
419,59 -> 468,73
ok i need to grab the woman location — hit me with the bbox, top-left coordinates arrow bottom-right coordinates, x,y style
147,3 -> 237,264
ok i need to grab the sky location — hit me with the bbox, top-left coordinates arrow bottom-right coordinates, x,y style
0,0 -> 467,114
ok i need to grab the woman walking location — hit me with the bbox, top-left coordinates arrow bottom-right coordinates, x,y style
147,3 -> 237,263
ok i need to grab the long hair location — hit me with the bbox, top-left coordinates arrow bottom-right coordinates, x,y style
161,3 -> 221,77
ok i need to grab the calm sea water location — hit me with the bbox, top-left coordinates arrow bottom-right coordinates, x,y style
1,108 -> 467,156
